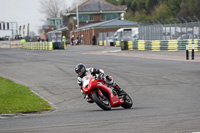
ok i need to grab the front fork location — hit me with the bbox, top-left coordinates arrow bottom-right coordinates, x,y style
97,88 -> 103,97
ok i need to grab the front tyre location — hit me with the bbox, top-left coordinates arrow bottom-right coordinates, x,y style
91,92 -> 111,110
121,91 -> 133,109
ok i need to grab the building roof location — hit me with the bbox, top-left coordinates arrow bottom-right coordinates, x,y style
47,27 -> 68,34
71,19 -> 138,32
70,0 -> 124,14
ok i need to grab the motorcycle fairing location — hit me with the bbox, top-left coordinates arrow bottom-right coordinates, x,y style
82,76 -> 124,107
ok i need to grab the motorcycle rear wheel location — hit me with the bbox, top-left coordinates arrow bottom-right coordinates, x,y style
121,91 -> 133,109
91,92 -> 111,110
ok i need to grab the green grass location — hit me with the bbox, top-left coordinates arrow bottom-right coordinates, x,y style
0,76 -> 52,114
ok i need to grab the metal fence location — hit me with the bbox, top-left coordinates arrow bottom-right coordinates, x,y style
139,17 -> 200,40
98,32 -> 115,46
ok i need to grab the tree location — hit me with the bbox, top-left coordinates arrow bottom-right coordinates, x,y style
105,0 -> 200,22
167,0 -> 181,17
153,3 -> 173,20
39,0 -> 66,18
106,0 -> 119,5
177,0 -> 190,18
120,0 -> 126,5
134,9 -> 149,22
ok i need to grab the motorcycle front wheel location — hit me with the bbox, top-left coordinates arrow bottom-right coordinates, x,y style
91,92 -> 111,110
121,91 -> 133,109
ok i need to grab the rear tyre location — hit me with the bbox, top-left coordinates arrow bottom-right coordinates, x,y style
91,92 -> 111,110
121,91 -> 133,109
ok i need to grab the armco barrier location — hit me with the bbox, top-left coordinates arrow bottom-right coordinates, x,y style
0,41 -> 10,48
121,40 -> 200,51
0,41 -> 22,48
22,42 -> 66,50
10,41 -> 22,48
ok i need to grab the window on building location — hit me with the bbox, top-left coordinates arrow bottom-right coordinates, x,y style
89,15 -> 93,21
106,13 -> 118,20
112,13 -> 118,19
49,20 -> 55,25
101,14 -> 105,21
79,14 -> 94,22
56,20 -> 60,25
79,14 -> 89,22
106,14 -> 112,20
101,13 -> 118,21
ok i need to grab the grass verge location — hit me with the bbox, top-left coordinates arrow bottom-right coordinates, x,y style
0,76 -> 52,114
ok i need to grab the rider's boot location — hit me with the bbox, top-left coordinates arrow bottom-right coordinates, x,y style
104,75 -> 125,96
113,83 -> 125,96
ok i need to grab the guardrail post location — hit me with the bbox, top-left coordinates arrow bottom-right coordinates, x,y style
186,43 -> 189,60
192,39 -> 194,60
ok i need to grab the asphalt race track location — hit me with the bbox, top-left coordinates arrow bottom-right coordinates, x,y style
0,46 -> 200,133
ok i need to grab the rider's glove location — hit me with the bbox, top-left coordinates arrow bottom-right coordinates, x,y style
90,68 -> 96,75
77,77 -> 82,86
91,68 -> 101,75
94,73 -> 104,80
100,73 -> 104,79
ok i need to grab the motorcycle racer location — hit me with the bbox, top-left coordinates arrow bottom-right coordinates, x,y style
75,63 -> 123,101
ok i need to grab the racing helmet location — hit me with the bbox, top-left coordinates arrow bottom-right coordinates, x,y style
75,63 -> 86,77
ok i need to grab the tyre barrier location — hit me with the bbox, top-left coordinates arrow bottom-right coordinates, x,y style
104,40 -> 107,46
151,40 -> 161,51
98,40 -> 120,47
115,41 -> 120,47
99,41 -> 103,46
121,40 -> 200,51
22,42 -> 66,50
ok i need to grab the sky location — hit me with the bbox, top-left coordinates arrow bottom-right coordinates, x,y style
0,0 -> 74,37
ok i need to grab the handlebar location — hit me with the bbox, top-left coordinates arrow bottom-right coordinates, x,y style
94,73 -> 104,80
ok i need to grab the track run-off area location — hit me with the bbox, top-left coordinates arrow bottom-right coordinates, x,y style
0,45 -> 200,133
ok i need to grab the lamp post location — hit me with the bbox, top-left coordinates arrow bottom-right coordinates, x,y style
76,0 -> 79,29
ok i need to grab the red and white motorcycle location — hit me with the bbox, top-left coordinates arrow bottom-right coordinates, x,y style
82,74 -> 133,110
